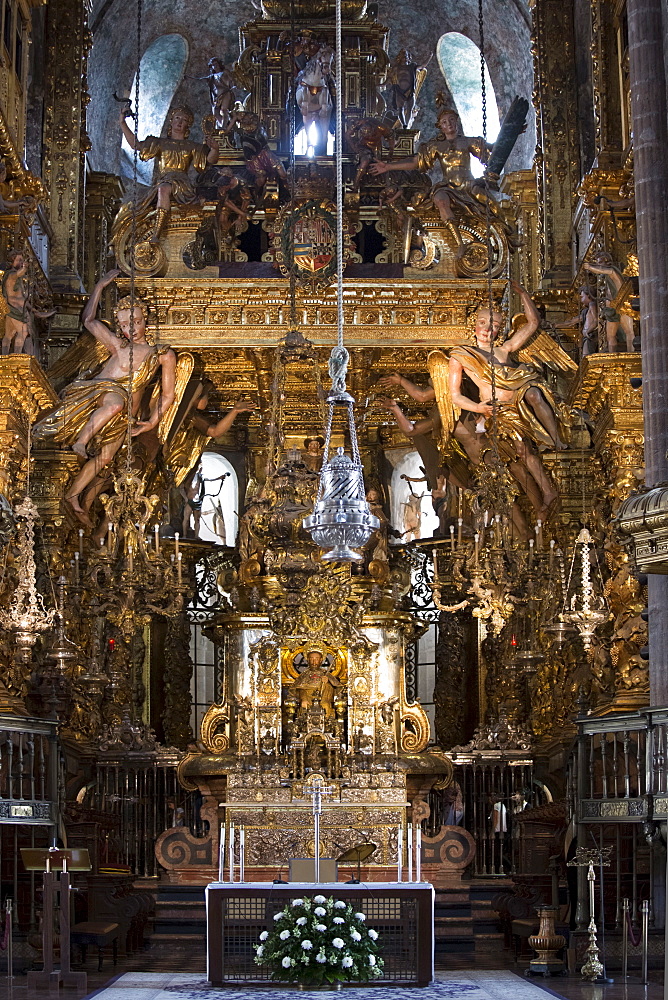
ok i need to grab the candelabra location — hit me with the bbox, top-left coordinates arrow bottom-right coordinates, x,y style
85,469 -> 188,638
0,495 -> 55,662
567,845 -> 612,981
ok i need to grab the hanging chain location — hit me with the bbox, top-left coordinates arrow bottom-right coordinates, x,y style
478,0 -> 502,473
288,0 -> 297,329
125,0 -> 142,472
335,0 -> 345,356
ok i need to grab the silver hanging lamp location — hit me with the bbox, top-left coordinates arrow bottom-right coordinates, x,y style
303,0 -> 378,561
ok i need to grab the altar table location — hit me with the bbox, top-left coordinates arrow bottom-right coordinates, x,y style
206,881 -> 434,986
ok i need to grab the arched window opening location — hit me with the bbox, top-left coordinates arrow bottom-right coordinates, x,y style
190,452 -> 239,545
121,33 -> 189,184
389,451 -> 439,542
437,32 -> 500,178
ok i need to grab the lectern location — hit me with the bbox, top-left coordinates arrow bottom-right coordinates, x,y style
22,847 -> 91,990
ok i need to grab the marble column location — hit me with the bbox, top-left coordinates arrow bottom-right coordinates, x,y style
627,0 -> 668,705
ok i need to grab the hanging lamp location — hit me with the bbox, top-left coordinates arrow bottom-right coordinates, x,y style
303,0 -> 378,560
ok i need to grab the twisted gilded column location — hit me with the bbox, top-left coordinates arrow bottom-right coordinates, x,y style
627,0 -> 668,704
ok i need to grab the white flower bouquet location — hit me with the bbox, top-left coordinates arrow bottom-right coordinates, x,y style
254,895 -> 383,986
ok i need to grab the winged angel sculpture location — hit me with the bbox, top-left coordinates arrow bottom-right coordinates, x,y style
428,282 -> 575,521
33,270 -> 198,524
379,283 -> 576,524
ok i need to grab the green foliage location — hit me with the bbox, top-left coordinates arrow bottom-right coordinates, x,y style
254,895 -> 384,986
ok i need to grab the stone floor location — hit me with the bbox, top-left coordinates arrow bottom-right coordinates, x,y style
0,942 -> 662,1000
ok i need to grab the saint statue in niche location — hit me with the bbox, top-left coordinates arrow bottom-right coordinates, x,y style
293,649 -> 342,718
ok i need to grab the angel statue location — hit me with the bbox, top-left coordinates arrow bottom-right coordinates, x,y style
370,99 -> 528,251
33,270 -> 178,524
429,282 -> 575,522
115,105 -> 219,245
382,49 -> 433,129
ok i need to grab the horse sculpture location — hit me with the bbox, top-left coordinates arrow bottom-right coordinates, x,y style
295,46 -> 335,156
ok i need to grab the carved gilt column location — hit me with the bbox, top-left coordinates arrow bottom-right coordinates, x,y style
42,0 -> 91,291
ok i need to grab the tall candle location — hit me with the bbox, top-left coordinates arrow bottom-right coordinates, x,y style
549,539 -> 556,571
407,824 -> 413,882
457,518 -> 463,546
228,823 -> 235,882
535,519 -> 543,550
240,826 -> 245,882
154,524 -> 160,553
474,532 -> 479,568
174,531 -> 180,559
74,552 -> 80,585
449,524 -> 455,552
494,514 -> 501,546
416,827 -> 422,883
528,538 -> 534,569
177,552 -> 183,585
218,824 -> 225,882
107,523 -> 113,555
397,825 -> 403,883
78,528 -> 84,557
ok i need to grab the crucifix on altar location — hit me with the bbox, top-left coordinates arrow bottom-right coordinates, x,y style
303,776 -> 336,882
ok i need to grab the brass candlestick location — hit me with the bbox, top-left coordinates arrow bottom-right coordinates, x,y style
567,846 -> 612,981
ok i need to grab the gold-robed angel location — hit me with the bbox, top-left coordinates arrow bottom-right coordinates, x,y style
113,105 -> 219,246
33,270 -> 192,524
428,282 -> 575,520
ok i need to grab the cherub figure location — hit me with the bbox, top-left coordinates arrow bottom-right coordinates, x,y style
1,249 -> 54,356
586,252 -> 635,353
346,117 -> 395,191
33,270 -> 177,523
383,49 -> 433,129
554,285 -> 599,358
117,105 -> 219,243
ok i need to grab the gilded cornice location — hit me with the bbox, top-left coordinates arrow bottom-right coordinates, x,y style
0,355 -> 58,417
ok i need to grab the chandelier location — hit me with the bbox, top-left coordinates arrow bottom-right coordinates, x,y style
560,528 -> 610,649
303,0 -> 378,560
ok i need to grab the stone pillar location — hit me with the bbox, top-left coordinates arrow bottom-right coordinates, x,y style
627,0 -> 668,704
42,0 -> 91,291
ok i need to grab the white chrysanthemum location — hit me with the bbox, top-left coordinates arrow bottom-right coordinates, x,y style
292,898 -> 304,907
315,923 -> 326,932
333,917 -> 344,924
279,929 -> 291,940
355,912 -> 366,921
259,930 -> 268,941
342,956 -> 353,968
368,928 -> 378,940
350,929 -> 361,942
368,955 -> 376,966
332,937 -> 344,949
314,895 -> 326,904
301,940 -> 313,950
274,911 -> 285,921
314,906 -> 326,917
334,900 -> 346,909
281,956 -> 292,969
256,945 -> 264,957
296,916 -> 307,926
316,952 -> 327,964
